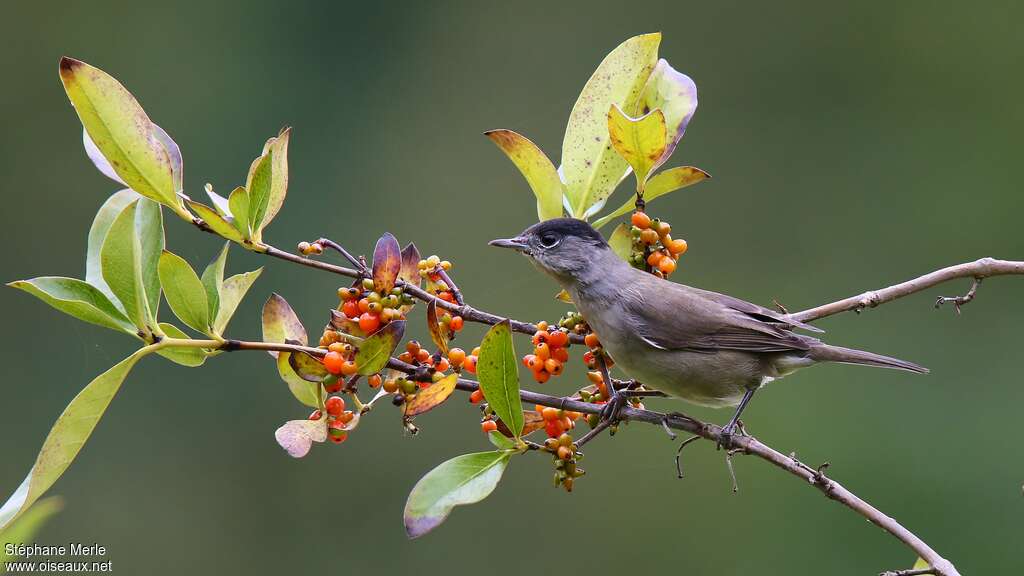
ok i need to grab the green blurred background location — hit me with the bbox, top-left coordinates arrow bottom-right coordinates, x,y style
2,1 -> 1021,574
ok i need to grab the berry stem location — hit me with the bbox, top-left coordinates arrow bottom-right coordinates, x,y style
313,237 -> 369,274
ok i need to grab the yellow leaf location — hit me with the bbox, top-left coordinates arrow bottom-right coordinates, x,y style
607,104 -> 668,191
485,129 -> 563,221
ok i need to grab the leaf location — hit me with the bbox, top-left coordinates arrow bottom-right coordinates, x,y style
261,127 -> 291,229
495,410 -> 546,438
561,33 -> 661,218
158,251 -> 209,334
404,373 -> 458,417
184,200 -> 247,244
404,451 -> 511,538
398,242 -> 421,286
477,320 -> 523,438
205,185 -> 233,219
212,268 -> 262,335
201,242 -> 229,322
0,496 -> 64,564
638,59 -> 698,169
86,189 -> 140,305
150,123 -> 183,195
277,352 -> 321,408
288,351 -> 329,382
608,223 -> 632,262
101,200 -> 148,333
912,558 -> 929,570
7,277 -> 135,334
261,293 -> 308,358
59,57 -> 184,217
274,418 -> 327,459
245,152 -> 273,241
155,323 -> 207,367
554,289 -> 573,304
356,320 -> 405,375
607,105 -> 667,189
487,431 -> 516,450
591,166 -> 709,230
426,300 -> 449,356
82,129 -> 126,186
372,232 -> 401,293
0,347 -> 148,531
484,129 -> 563,221
228,186 -> 250,237
136,198 -> 165,327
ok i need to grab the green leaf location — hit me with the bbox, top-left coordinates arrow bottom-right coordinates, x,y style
274,418 -> 326,458
638,59 -> 698,169
261,127 -> 290,230
86,189 -> 139,305
212,268 -> 262,335
7,277 -> 135,334
912,558 -> 929,570
487,431 -> 516,450
245,152 -> 273,241
136,197 -> 165,326
155,323 -> 207,367
0,496 -> 64,564
261,293 -> 307,356
404,451 -> 511,539
372,233 -> 401,294
477,320 -> 523,438
277,352 -> 321,408
184,200 -> 247,245
608,223 -> 632,262
201,242 -> 230,322
561,33 -> 661,218
228,186 -> 250,237
607,105 -> 667,190
59,57 -> 186,218
101,200 -> 149,334
484,129 -> 563,221
356,320 -> 405,375
404,373 -> 458,417
0,347 -> 149,531
158,251 -> 209,334
288,351 -> 329,382
592,166 -> 709,230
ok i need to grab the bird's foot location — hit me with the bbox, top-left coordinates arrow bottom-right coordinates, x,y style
716,419 -> 748,450
600,391 -> 627,424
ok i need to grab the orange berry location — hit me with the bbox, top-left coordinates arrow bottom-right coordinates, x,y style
358,298 -> 370,313
449,316 -> 464,331
655,221 -> 671,237
532,331 -> 548,345
470,389 -> 485,404
340,411 -> 355,423
481,420 -> 498,433
325,396 -> 346,417
535,404 -> 545,413
566,411 -> 581,421
640,228 -> 660,245
541,407 -> 559,421
557,446 -> 572,460
368,374 -> 383,388
448,348 -> 466,366
383,379 -> 399,393
358,312 -> 381,333
536,321 -> 549,331
464,356 -> 477,374
523,354 -> 539,369
534,342 -> 551,361
647,250 -> 667,267
631,211 -> 651,229
544,421 -> 562,438
327,342 -> 346,354
416,348 -> 432,363
406,340 -> 421,354
584,332 -> 600,348
341,300 -> 359,318
533,370 -> 551,383
552,347 -> 570,363
545,358 -> 563,375
435,358 -> 450,372
547,330 -> 568,348
667,238 -> 688,255
587,370 -> 604,384
398,351 -> 413,364
340,360 -> 359,376
657,257 -> 677,275
323,351 -> 345,375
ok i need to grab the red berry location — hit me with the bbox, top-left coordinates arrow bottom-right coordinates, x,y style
464,356 -> 477,374
325,396 -> 345,417
367,374 -> 383,388
584,332 -> 600,348
481,420 -> 498,433
358,312 -> 381,333
308,409 -> 322,421
449,316 -> 464,331
547,330 -> 569,348
341,300 -> 359,318
469,389 -> 485,404
552,347 -> 570,363
323,351 -> 345,375
544,420 -> 562,438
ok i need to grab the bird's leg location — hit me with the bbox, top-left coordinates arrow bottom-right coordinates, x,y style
596,353 -> 624,423
717,388 -> 756,450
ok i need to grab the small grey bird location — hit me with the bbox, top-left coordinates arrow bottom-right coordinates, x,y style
490,218 -> 927,442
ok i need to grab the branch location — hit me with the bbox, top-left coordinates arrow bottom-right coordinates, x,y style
790,257 -> 1024,323
881,569 -> 936,576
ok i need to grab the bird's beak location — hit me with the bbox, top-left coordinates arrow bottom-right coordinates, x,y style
488,237 -> 530,252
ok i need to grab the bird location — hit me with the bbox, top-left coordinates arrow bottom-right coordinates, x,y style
489,217 -> 927,444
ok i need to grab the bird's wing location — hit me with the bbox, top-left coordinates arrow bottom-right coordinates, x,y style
687,286 -> 824,333
623,279 -> 818,354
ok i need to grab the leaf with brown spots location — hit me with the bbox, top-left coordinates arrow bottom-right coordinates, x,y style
404,373 -> 458,417
496,410 -> 545,438
484,129 -> 563,221
372,232 -> 401,293
288,350 -> 328,382
607,104 -> 667,191
398,242 -> 421,286
426,300 -> 449,356
355,320 -> 405,375
261,293 -> 307,358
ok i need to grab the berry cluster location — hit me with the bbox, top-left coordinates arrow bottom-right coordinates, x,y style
418,255 -> 465,333
542,431 -> 585,492
535,404 -> 582,438
522,322 -> 571,383
336,278 -> 414,335
628,211 -> 688,277
308,395 -> 357,444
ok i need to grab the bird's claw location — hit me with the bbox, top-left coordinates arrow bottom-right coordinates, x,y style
600,391 -> 626,424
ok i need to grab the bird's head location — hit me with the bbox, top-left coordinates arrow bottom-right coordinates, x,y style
489,218 -> 612,283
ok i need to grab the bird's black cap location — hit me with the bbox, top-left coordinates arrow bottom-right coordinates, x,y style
522,218 -> 608,247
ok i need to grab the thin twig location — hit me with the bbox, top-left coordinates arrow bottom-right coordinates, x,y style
434,265 -> 465,306
575,419 -> 613,448
880,568 -> 936,576
314,237 -> 368,273
934,278 -> 981,315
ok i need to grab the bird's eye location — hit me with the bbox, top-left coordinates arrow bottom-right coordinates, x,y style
538,232 -> 560,248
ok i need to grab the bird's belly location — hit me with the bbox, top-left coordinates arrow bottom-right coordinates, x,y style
608,341 -> 759,408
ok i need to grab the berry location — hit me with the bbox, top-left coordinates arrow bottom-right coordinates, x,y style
469,389 -> 484,404
547,330 -> 569,348
544,358 -> 563,375
584,332 -> 600,348
655,221 -> 672,237
552,347 -> 570,363
383,379 -> 399,394
464,355 -> 477,374
481,420 -> 498,433
327,342 -> 346,354
340,360 -> 359,376
534,342 -> 551,361
631,211 -> 651,229
448,348 -> 467,366
533,370 -> 551,383
323,351 -> 345,375
308,409 -> 322,421
323,375 -> 344,394
325,396 -> 346,416
449,316 -> 464,331
657,257 -> 677,275
557,446 -> 573,460
640,229 -> 660,245
341,300 -> 358,318
415,348 -> 432,363
367,374 -> 383,388
435,358 -> 450,372
358,312 -> 381,333
667,238 -> 688,255
406,340 -> 421,354
541,407 -> 559,421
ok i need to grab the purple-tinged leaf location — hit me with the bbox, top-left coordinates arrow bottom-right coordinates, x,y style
261,293 -> 307,358
638,59 -> 698,169
288,351 -> 328,382
274,419 -> 326,458
404,451 -> 511,539
426,300 -> 449,356
398,242 -> 421,286
372,233 -> 401,293
82,129 -> 126,186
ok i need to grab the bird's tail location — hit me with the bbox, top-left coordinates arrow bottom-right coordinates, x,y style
808,344 -> 929,374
